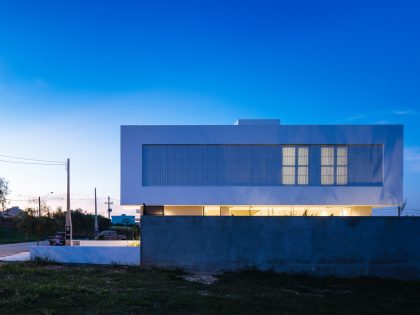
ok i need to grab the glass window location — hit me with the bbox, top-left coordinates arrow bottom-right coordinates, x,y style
337,147 -> 348,166
336,146 -> 348,185
282,166 -> 295,185
321,147 -> 334,185
297,147 -> 309,185
321,147 -> 334,166
298,166 -> 308,185
298,147 -> 308,166
282,146 -> 309,185
321,146 -> 348,185
321,166 -> 334,185
282,147 -> 296,185
282,147 -> 295,165
336,166 -> 348,185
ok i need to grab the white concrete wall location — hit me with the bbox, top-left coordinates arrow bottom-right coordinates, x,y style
121,124 -> 403,207
30,246 -> 140,265
72,240 -> 140,247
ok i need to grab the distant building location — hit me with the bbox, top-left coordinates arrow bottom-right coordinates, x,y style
4,206 -> 24,217
111,214 -> 135,225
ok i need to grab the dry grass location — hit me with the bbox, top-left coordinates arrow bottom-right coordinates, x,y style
0,262 -> 419,314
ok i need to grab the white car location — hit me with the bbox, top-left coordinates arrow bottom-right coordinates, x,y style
95,230 -> 126,240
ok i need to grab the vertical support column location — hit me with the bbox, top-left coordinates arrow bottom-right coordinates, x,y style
351,206 -> 372,216
220,206 -> 230,216
94,188 -> 99,237
65,158 -> 72,246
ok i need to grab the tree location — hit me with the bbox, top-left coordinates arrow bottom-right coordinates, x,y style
16,207 -> 111,240
0,177 -> 10,213
28,197 -> 53,217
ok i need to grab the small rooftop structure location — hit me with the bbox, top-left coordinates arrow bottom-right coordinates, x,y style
234,119 -> 280,126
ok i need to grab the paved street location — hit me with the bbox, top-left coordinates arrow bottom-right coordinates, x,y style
0,242 -> 41,258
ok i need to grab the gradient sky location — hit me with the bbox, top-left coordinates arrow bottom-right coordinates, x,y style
0,0 -> 419,216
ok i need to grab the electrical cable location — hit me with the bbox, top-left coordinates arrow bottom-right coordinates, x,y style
0,159 -> 64,165
0,154 -> 65,164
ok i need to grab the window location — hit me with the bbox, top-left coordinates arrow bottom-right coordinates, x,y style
282,146 -> 309,185
321,147 -> 335,185
321,146 -> 348,185
297,147 -> 309,185
282,147 -> 295,185
336,147 -> 348,185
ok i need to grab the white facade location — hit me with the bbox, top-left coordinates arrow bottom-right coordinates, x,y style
121,120 -> 403,216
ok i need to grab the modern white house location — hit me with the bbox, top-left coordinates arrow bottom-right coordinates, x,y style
121,119 -> 403,216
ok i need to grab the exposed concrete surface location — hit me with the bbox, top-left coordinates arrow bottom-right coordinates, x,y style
141,216 -> 420,280
30,246 -> 141,265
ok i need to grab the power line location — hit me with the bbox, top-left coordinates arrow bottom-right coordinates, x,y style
0,159 -> 65,166
0,154 -> 65,164
5,197 -> 111,202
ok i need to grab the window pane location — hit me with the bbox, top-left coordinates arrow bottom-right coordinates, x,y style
282,147 -> 295,166
336,166 -> 348,185
298,166 -> 308,185
337,147 -> 348,166
298,147 -> 308,166
282,166 -> 295,185
321,166 -> 334,185
321,147 -> 334,166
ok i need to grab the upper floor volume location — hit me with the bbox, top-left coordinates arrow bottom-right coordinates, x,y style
121,119 -> 403,215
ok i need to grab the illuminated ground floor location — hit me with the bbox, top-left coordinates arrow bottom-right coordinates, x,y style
139,205 -> 374,216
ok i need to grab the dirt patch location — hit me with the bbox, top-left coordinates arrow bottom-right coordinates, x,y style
43,265 -> 64,270
181,272 -> 219,285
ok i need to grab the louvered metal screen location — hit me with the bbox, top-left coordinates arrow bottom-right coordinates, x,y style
142,144 -> 383,186
142,144 -> 281,186
348,145 -> 383,185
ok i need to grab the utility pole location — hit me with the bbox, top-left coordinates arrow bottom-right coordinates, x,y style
105,196 -> 113,220
94,188 -> 99,237
38,192 -> 53,218
65,158 -> 72,246
38,196 -> 41,217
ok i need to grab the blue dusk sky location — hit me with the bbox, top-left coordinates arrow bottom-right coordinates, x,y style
0,0 -> 419,215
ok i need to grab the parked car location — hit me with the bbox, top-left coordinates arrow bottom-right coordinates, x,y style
48,232 -> 65,246
95,230 -> 126,240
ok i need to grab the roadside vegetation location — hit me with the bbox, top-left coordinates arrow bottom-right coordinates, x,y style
109,224 -> 140,240
0,226 -> 34,244
0,262 -> 419,314
1,208 -> 115,244
1,208 -> 139,244
1,176 -> 139,243
16,207 -> 112,240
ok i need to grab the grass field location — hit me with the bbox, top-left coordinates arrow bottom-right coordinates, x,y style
0,262 -> 419,314
0,226 -> 35,245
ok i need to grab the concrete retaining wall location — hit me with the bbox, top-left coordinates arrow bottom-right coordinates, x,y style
30,246 -> 140,265
141,216 -> 420,279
